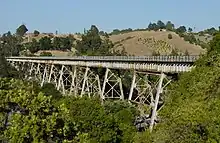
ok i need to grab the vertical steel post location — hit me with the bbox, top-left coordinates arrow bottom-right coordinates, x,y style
149,73 -> 165,132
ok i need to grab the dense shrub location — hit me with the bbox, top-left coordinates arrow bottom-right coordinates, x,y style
168,33 -> 173,39
39,51 -> 52,56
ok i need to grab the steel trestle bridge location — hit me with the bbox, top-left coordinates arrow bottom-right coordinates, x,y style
6,55 -> 199,131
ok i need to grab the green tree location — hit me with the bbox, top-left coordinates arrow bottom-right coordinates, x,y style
99,31 -> 105,36
111,29 -> 120,35
0,32 -> 21,78
75,25 -> 116,56
183,34 -> 197,44
39,36 -> 52,50
188,27 -> 193,32
33,30 -> 40,36
148,23 -> 159,31
157,20 -> 165,29
65,97 -> 138,143
26,39 -> 40,53
204,27 -> 217,35
176,26 -> 187,33
61,37 -> 74,51
16,24 -> 28,36
0,79 -> 85,142
208,32 -> 220,54
1,31 -> 23,56
53,37 -> 62,50
166,21 -> 175,31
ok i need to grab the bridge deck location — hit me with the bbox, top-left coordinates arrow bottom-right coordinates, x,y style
7,55 -> 200,63
6,56 -> 199,73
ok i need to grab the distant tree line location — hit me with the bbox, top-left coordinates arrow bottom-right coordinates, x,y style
0,24 -> 127,57
24,35 -> 75,54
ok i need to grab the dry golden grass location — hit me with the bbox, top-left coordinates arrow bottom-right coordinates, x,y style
25,31 -> 205,56
109,31 -> 206,55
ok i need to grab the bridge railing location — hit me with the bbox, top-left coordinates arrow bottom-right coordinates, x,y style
6,55 -> 200,62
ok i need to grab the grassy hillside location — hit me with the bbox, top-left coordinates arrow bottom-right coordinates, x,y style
24,30 -> 206,56
109,30 -> 206,56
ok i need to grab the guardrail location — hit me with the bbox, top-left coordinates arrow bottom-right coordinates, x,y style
6,55 -> 200,63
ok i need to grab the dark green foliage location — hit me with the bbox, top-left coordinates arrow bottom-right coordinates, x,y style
176,26 -> 187,33
16,24 -> 28,36
183,34 -> 197,44
119,28 -> 133,34
144,32 -> 220,142
0,78 -> 139,142
26,39 -> 40,53
33,30 -> 40,36
0,53 -> 18,78
166,21 -> 175,31
208,32 -> 220,54
75,25 -> 105,55
39,51 -> 52,56
0,33 -> 21,78
0,79 -> 69,142
67,97 -> 138,143
99,30 -> 105,35
148,23 -> 159,31
199,41 -> 210,49
1,31 -> 23,56
204,27 -> 217,35
110,28 -> 133,35
24,34 -> 75,53
188,27 -> 193,32
41,83 -> 62,99
39,36 -> 52,50
52,36 -> 74,51
111,29 -> 120,35
76,25 -> 126,56
168,33 -> 173,39
157,20 -> 166,29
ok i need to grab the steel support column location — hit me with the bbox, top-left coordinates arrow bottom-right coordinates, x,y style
149,73 -> 165,132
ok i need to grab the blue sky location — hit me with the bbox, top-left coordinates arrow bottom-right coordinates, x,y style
0,0 -> 219,34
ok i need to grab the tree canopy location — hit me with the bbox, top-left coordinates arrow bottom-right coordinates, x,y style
16,24 -> 28,36
0,78 -> 139,142
75,25 -> 126,56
